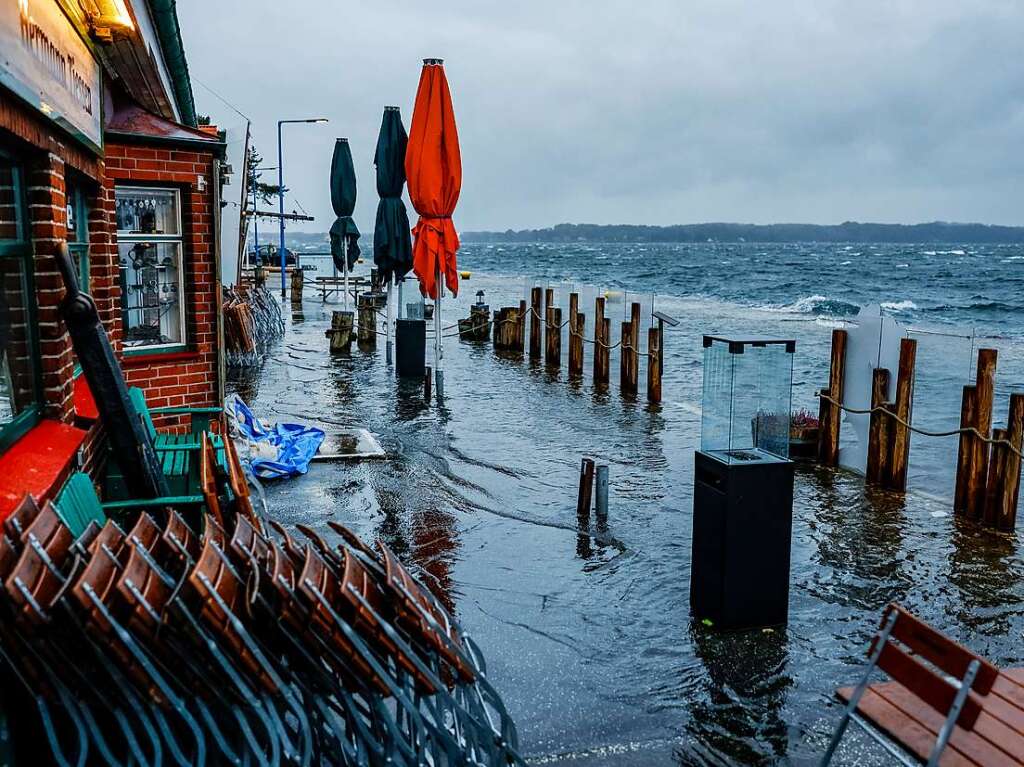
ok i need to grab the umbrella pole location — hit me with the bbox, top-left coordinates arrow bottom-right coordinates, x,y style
343,239 -> 349,311
386,281 -> 393,365
435,260 -> 444,398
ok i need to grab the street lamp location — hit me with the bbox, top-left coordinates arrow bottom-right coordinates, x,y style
277,117 -> 329,297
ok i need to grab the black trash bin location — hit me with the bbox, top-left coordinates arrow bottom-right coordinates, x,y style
395,318 -> 426,379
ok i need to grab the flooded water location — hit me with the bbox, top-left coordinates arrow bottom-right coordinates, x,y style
231,246 -> 1024,765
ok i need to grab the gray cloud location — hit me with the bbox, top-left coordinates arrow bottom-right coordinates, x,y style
178,0 -> 1024,231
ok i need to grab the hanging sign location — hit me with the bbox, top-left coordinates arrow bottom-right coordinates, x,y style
0,0 -> 102,151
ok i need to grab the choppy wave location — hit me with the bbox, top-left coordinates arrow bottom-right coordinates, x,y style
924,300 -> 1023,315
880,299 -> 917,312
762,294 -> 861,317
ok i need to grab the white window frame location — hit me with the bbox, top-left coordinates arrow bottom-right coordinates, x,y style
115,185 -> 187,352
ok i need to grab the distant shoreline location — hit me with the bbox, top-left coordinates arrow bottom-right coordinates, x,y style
459,222 -> 1024,244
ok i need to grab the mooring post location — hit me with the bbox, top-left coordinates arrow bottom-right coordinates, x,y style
290,267 -> 304,304
327,310 -> 354,354
530,287 -> 542,359
577,458 -> 595,529
619,320 -> 632,394
983,427 -> 1008,529
594,296 -> 608,384
954,385 -> 978,515
357,294 -> 376,350
997,393 -> 1024,531
885,337 -> 917,491
518,299 -> 527,352
965,349 -> 998,520
817,328 -> 848,466
546,308 -> 562,368
595,464 -> 609,530
866,368 -> 891,483
647,326 -> 662,403
568,293 -> 581,376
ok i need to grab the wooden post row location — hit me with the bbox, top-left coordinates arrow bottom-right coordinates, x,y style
817,328 -> 847,466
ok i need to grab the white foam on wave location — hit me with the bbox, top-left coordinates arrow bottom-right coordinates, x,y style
880,299 -> 917,311
840,260 -> 852,266
896,263 -> 909,268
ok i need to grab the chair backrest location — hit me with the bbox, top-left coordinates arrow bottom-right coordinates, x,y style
127,387 -> 158,441
53,472 -> 108,539
874,604 -> 998,731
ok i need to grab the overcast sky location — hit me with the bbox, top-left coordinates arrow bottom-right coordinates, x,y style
178,1 -> 1024,232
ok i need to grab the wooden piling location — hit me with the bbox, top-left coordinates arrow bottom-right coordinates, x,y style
290,268 -> 304,303
569,313 -> 585,377
866,368 -> 891,483
983,428 -> 1008,529
546,308 -> 562,368
594,296 -> 608,384
357,294 -> 376,349
885,338 -> 917,491
966,349 -> 997,520
620,321 -> 638,396
997,393 -> 1024,532
954,385 -> 977,515
576,458 -> 595,528
518,299 -> 527,352
647,326 -> 662,403
529,287 -> 542,359
629,303 -> 641,396
327,310 -> 353,354
817,328 -> 848,466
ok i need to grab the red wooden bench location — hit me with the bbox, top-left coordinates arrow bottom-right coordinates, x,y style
823,603 -> 1024,765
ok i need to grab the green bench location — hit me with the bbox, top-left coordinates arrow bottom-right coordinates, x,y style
54,472 -> 204,537
104,388 -> 226,498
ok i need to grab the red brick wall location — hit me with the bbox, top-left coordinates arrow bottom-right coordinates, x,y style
100,142 -> 220,429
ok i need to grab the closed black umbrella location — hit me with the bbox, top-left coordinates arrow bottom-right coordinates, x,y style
329,138 -> 359,307
373,107 -> 413,364
373,106 -> 413,284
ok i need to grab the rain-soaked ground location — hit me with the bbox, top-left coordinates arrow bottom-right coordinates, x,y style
229,273 -> 1024,765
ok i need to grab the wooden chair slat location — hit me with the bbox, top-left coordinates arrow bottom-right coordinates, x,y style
876,641 -> 983,730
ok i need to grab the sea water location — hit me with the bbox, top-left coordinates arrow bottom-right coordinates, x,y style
235,240 -> 1024,765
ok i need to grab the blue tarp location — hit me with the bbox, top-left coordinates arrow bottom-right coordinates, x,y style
231,397 -> 325,480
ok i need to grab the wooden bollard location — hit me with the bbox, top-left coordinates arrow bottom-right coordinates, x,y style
529,287 -> 542,359
357,294 -> 376,349
647,326 -> 661,403
327,310 -> 354,354
817,328 -> 848,466
568,293 -> 584,377
620,321 -> 638,396
885,338 -> 917,491
290,268 -> 304,303
954,385 -> 977,515
546,308 -> 562,368
517,299 -> 527,352
966,349 -> 997,520
629,303 -> 641,396
577,458 -> 595,528
997,393 -> 1024,531
865,368 -> 891,483
983,428 -> 1008,529
594,296 -> 608,384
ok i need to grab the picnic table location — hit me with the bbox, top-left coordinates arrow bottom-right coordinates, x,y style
314,275 -> 370,302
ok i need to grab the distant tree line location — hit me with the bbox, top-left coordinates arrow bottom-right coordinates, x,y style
459,222 -> 1024,244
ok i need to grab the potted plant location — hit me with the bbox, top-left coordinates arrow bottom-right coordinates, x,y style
789,409 -> 820,458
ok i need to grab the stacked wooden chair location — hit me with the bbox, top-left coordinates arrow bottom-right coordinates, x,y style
0,439 -> 524,766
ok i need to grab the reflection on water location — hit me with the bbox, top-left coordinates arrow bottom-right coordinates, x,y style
234,276 -> 1024,766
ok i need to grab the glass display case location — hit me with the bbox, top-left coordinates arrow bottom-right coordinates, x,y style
700,336 -> 795,464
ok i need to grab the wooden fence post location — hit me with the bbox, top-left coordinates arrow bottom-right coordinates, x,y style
885,338 -> 917,490
629,302 -> 641,396
866,368 -> 891,483
529,287 -> 542,359
647,326 -> 661,403
997,393 -> 1024,531
817,328 -> 848,466
518,299 -> 527,352
954,385 -> 977,515
568,293 -> 583,376
546,308 -> 562,368
594,296 -> 607,384
966,349 -> 997,520
983,428 -> 1008,529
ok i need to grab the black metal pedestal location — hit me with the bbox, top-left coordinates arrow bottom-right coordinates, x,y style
690,449 -> 794,630
395,318 -> 426,379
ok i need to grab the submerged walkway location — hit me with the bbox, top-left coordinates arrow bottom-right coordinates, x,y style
230,274 -> 1024,765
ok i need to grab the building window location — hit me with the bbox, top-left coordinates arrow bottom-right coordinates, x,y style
0,151 -> 42,449
115,186 -> 185,351
66,176 -> 90,291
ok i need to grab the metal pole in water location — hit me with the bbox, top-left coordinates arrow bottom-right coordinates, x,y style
595,464 -> 609,528
435,261 -> 444,398
386,281 -> 393,364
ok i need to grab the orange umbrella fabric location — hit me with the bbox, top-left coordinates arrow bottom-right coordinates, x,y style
406,58 -> 462,300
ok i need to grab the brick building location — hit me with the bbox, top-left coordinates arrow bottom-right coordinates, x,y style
0,0 -> 225,515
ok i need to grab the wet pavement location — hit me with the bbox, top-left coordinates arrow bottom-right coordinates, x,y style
229,273 -> 1024,765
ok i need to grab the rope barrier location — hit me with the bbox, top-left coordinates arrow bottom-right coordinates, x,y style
817,393 -> 1023,459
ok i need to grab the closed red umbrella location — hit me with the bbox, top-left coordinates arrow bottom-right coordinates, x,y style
406,58 -> 462,395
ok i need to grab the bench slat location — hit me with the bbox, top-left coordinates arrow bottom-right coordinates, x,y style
876,641 -> 984,729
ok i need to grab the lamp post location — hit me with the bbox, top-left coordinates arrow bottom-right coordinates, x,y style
277,117 -> 328,297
